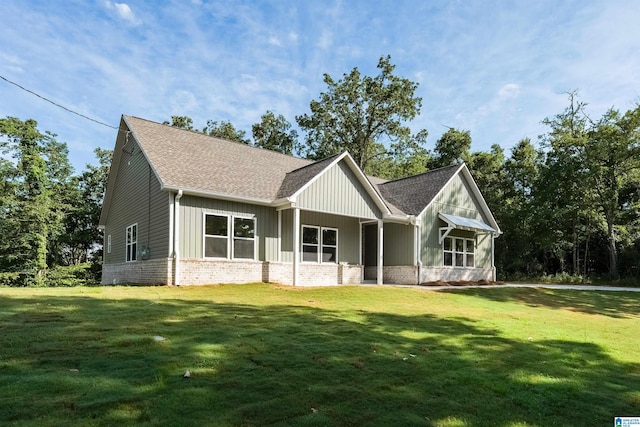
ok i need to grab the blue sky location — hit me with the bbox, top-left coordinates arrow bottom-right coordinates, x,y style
1,0 -> 639,173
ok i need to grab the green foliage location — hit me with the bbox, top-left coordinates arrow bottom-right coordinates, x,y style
428,127 -> 471,168
202,119 -> 250,144
252,110 -> 300,155
296,55 -> 427,176
46,263 -> 99,286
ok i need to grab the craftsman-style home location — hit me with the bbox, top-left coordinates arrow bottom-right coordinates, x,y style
99,115 -> 501,286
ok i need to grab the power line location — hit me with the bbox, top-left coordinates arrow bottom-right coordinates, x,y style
0,75 -> 118,130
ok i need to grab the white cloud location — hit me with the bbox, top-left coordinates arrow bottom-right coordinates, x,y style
104,1 -> 141,26
498,84 -> 521,100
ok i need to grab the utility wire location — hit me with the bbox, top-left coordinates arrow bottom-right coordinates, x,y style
0,75 -> 118,130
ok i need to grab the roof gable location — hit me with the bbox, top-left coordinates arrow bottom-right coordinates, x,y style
377,164 -> 462,216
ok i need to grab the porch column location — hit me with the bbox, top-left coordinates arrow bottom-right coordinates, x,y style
491,234 -> 496,281
293,207 -> 300,286
377,219 -> 384,285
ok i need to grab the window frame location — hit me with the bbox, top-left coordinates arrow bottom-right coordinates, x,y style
442,236 -> 475,268
107,234 -> 112,254
301,225 -> 339,264
126,224 -> 137,262
203,213 -> 256,261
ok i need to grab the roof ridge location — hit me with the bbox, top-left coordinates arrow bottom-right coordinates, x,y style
380,163 -> 462,185
123,114 -> 313,164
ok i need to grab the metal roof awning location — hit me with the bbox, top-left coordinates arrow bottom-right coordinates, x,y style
438,212 -> 497,243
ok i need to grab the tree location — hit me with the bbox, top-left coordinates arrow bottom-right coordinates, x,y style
252,111 -> 300,155
0,117 -> 56,284
428,128 -> 471,169
584,105 -> 640,277
296,55 -> 427,175
203,120 -> 250,144
163,115 -> 194,130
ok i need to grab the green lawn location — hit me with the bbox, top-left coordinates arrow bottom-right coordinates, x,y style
0,284 -> 638,426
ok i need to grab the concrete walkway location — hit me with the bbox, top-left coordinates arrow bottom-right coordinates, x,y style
385,283 -> 640,292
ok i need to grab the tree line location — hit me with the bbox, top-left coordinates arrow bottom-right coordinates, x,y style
2,56 -> 639,285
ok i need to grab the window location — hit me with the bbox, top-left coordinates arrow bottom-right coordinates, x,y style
233,217 -> 255,259
126,224 -> 137,262
204,214 -> 255,260
443,237 -> 474,267
205,214 -> 228,258
302,225 -> 338,263
302,226 -> 319,262
107,234 -> 112,254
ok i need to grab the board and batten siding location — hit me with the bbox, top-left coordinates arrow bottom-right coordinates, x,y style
295,160 -> 381,220
177,196 -> 279,261
280,210 -> 361,264
383,222 -> 415,266
419,173 -> 493,268
103,140 -> 169,264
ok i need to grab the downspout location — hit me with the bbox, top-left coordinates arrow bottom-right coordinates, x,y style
491,233 -> 496,281
173,190 -> 183,286
415,222 -> 422,285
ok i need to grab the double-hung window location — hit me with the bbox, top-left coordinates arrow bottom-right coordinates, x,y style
204,214 -> 256,260
126,224 -> 137,262
443,236 -> 474,267
302,225 -> 338,263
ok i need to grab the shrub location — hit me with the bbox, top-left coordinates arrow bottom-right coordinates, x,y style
45,263 -> 99,287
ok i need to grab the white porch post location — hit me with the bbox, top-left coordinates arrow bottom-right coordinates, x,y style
377,219 -> 384,285
293,207 -> 300,286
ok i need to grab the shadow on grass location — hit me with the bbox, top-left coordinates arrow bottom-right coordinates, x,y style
440,287 -> 640,319
0,293 -> 638,426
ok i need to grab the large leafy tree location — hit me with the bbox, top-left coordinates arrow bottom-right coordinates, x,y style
252,111 -> 299,155
428,128 -> 471,169
584,105 -> 640,277
296,55 -> 427,175
0,117 -> 58,284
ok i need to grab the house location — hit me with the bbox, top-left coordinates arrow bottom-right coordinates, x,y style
99,115 -> 501,286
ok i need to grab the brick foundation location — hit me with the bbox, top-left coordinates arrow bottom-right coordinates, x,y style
420,267 -> 494,283
102,258 -> 172,285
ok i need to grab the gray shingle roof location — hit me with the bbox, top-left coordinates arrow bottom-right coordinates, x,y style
376,164 -> 462,216
122,116 -> 460,216
125,116 -> 312,201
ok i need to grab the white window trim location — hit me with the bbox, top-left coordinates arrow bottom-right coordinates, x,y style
301,225 -> 339,264
203,213 -> 256,261
231,215 -> 257,260
443,236 -> 475,268
107,234 -> 112,254
126,223 -> 137,262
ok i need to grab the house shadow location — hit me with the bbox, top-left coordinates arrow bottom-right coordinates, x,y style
0,293 -> 638,426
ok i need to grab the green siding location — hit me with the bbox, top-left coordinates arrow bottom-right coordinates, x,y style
280,210 -> 361,264
178,197 -> 279,260
383,223 -> 414,265
296,160 -> 381,219
103,140 -> 170,264
420,174 -> 493,268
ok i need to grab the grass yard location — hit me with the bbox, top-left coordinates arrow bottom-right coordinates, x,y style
0,284 -> 638,426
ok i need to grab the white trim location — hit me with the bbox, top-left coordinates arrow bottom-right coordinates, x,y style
442,236 -> 475,268
125,223 -> 138,262
202,212 -> 256,261
293,207 -> 300,286
107,234 -> 112,254
168,192 -> 174,257
174,190 -> 183,286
